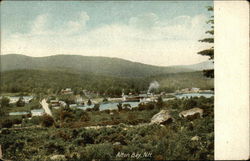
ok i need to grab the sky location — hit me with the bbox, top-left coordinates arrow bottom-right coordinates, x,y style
1,1 -> 213,66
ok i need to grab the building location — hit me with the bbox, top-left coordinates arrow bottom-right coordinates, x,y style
61,88 -> 73,95
31,109 -> 45,116
23,96 -> 34,103
69,104 -> 77,108
75,95 -> 84,105
8,96 -> 34,104
191,87 -> 200,93
9,112 -> 30,116
8,97 -> 19,104
50,100 -> 60,107
122,95 -> 146,102
59,101 -> 67,107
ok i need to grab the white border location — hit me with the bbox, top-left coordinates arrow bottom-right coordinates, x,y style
215,1 -> 249,160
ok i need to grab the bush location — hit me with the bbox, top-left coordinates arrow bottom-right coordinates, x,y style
117,103 -> 122,111
60,111 -> 74,122
156,96 -> 164,108
45,142 -> 65,155
29,116 -> 42,125
81,113 -> 91,122
74,110 -> 90,121
12,117 -> 22,124
93,104 -> 100,111
0,119 -> 13,128
87,99 -> 92,106
138,102 -> 155,110
41,115 -> 54,127
16,97 -> 25,107
80,143 -> 114,160
0,97 -> 10,107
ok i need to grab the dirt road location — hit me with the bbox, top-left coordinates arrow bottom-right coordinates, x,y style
40,99 -> 53,116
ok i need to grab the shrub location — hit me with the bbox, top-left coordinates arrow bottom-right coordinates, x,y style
156,96 -> 164,108
103,109 -> 110,114
12,117 -> 22,124
29,116 -> 42,125
45,142 -> 65,154
93,104 -> 100,111
80,143 -> 114,160
138,102 -> 155,110
41,115 -> 54,127
0,97 -> 10,107
127,113 -> 136,120
117,103 -> 122,111
80,112 -> 91,122
123,104 -> 131,110
16,97 -> 25,107
87,99 -> 92,106
0,119 -> 13,128
60,111 -> 74,122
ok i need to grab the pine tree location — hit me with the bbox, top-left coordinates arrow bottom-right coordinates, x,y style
87,99 -> 92,106
198,6 -> 214,78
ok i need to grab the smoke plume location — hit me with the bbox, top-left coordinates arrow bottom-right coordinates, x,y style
148,81 -> 160,93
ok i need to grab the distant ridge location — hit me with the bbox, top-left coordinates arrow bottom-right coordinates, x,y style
0,54 -> 212,77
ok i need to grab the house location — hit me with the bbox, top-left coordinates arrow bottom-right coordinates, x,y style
181,88 -> 190,93
75,95 -> 84,105
69,104 -> 77,108
52,106 -> 60,110
23,96 -> 34,103
139,97 -> 152,104
8,97 -> 19,104
61,88 -> 73,95
31,109 -> 45,116
50,100 -> 60,107
191,88 -> 200,93
123,95 -> 144,102
8,96 -> 33,104
108,97 -> 123,102
59,101 -> 67,107
9,111 -> 29,116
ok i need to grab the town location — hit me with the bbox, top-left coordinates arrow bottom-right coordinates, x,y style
1,86 -> 214,118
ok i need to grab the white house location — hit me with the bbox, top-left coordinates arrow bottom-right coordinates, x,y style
9,112 -> 29,116
75,95 -> 84,105
31,109 -> 45,116
69,104 -> 77,108
61,88 -> 73,95
191,88 -> 200,93
59,101 -> 67,107
8,97 -> 19,104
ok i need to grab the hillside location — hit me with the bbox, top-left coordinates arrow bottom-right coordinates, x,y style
0,69 -> 213,95
1,54 -> 197,77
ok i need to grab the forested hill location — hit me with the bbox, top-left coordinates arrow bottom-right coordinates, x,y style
0,69 -> 213,95
1,54 -> 196,77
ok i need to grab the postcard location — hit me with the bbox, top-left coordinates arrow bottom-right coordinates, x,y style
0,1 -> 249,160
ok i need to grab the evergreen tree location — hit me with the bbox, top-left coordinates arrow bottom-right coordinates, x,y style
16,97 -> 25,107
0,97 -> 10,107
93,104 -> 100,111
198,6 -> 214,78
117,102 -> 123,111
87,99 -> 92,106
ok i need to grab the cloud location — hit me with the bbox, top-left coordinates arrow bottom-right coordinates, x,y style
29,12 -> 89,36
2,12 -> 211,66
64,11 -> 89,35
129,13 -> 159,30
31,14 -> 50,35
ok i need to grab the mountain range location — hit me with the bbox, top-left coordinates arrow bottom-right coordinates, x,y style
0,54 -> 213,77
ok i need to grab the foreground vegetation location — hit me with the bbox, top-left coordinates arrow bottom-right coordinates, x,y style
0,96 -> 214,160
